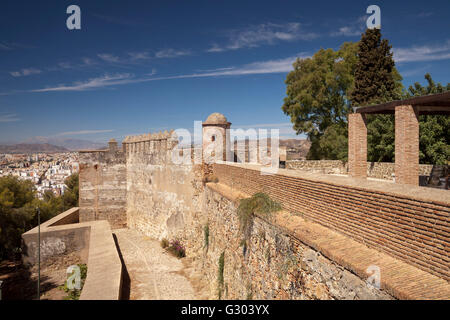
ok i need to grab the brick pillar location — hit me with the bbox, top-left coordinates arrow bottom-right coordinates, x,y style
395,105 -> 419,186
348,113 -> 367,178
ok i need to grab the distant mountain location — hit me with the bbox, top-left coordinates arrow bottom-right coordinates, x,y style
0,143 -> 69,154
24,136 -> 107,151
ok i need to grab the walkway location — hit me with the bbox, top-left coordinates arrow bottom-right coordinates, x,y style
113,228 -> 205,300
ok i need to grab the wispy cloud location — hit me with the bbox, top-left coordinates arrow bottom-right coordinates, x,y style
208,23 -> 317,52
0,41 -> 34,51
57,129 -> 115,136
31,73 -> 138,92
10,68 -> 42,77
394,41 -> 450,63
331,16 -> 366,37
82,57 -> 94,65
417,12 -> 433,18
155,49 -> 191,58
0,113 -> 20,122
28,53 -> 309,93
91,13 -> 144,27
128,52 -> 151,60
97,53 -> 121,63
399,65 -> 432,77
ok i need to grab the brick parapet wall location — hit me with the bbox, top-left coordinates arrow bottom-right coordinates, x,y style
212,162 -> 450,281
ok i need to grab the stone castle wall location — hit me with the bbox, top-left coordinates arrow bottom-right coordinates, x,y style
184,186 -> 393,300
78,149 -> 127,228
124,135 -> 204,241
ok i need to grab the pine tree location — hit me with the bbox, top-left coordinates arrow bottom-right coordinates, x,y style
349,29 -> 403,162
350,28 -> 402,106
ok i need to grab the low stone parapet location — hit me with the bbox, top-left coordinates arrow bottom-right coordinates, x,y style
21,208 -> 123,300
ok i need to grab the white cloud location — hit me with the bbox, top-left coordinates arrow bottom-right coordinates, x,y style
31,73 -> 136,92
10,68 -> 41,77
209,23 -> 317,52
28,53 -> 309,93
57,129 -> 115,136
331,16 -> 365,37
58,62 -> 73,69
128,52 -> 151,60
82,57 -> 95,65
155,49 -> 191,58
97,53 -> 121,63
394,41 -> 450,63
331,26 -> 362,37
0,113 -> 20,122
0,43 -> 12,50
206,44 -> 225,53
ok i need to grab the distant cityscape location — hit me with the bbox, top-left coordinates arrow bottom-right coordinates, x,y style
0,152 -> 79,199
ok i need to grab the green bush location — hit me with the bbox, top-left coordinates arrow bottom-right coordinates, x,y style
237,193 -> 281,240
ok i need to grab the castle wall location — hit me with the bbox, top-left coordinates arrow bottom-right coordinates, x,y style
77,127 -> 449,299
212,162 -> 450,282
124,134 -> 204,241
78,150 -> 127,228
184,185 -> 393,300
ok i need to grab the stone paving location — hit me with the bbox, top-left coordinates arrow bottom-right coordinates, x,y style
113,228 -> 202,300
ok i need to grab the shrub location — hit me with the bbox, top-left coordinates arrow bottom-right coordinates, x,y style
237,193 -> 281,240
202,175 -> 219,184
167,239 -> 186,258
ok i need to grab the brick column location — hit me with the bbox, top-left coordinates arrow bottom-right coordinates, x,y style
395,105 -> 419,186
348,113 -> 367,178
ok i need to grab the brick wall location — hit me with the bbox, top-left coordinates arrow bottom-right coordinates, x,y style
395,105 -> 420,185
348,113 -> 367,178
212,163 -> 450,281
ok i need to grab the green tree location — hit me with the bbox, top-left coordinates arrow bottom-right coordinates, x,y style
62,173 -> 79,209
282,42 -> 358,159
349,28 -> 403,163
349,28 -> 403,105
0,173 -> 80,260
406,74 -> 450,164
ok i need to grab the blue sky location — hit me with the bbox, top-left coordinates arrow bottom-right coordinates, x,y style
0,0 -> 449,144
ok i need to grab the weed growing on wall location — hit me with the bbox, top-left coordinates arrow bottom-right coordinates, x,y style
204,224 -> 210,248
160,238 -> 169,249
217,251 -> 225,299
237,193 -> 281,241
166,239 -> 186,258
